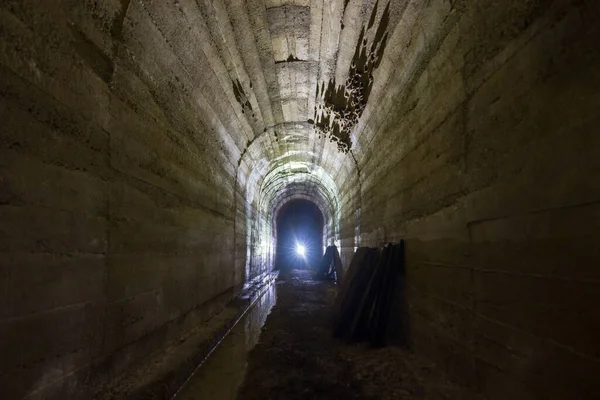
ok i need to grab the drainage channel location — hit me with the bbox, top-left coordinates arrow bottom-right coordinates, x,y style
172,275 -> 278,400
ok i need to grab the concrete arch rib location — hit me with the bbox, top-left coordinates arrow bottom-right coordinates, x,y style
271,192 -> 332,260
233,111 -> 361,284
261,162 -> 341,245
241,152 -> 344,281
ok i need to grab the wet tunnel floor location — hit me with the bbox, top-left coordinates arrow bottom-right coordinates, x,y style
177,270 -> 472,400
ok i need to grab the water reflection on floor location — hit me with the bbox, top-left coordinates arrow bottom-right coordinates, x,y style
174,283 -> 277,400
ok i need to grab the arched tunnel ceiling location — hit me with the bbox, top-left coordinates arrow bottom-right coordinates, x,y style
224,0 -> 407,211
107,0 -> 438,216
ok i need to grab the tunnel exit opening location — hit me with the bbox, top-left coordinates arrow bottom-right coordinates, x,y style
274,199 -> 324,272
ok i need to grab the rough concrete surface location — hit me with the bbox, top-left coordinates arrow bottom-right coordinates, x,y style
1,0 -> 599,398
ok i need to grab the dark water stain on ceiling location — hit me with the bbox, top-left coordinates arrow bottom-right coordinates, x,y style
311,1 -> 390,154
232,79 -> 256,120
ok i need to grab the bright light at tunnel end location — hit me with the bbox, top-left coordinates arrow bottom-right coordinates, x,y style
296,243 -> 306,257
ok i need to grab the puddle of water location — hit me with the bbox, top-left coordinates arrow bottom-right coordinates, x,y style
174,283 -> 277,400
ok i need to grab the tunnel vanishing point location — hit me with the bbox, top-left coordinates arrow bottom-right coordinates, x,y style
1,0 -> 599,399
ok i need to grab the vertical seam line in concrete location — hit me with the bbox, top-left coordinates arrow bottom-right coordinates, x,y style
206,0 -> 257,144
313,0 -> 327,168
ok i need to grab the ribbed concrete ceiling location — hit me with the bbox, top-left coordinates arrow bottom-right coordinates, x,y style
112,0 -> 440,260
218,0 -> 405,223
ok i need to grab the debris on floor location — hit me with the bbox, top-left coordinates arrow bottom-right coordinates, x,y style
237,269 -> 475,400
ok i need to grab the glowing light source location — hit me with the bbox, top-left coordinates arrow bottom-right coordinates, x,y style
296,243 -> 306,257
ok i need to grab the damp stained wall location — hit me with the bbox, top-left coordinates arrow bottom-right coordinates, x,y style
1,0 -> 599,399
0,1 -> 353,397
342,0 -> 600,398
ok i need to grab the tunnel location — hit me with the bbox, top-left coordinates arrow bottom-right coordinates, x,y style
0,0 -> 599,399
275,199 -> 324,271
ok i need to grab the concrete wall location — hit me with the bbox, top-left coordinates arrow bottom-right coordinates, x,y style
348,0 -> 600,397
0,0 -> 354,394
0,1 -> 251,398
2,0 -> 599,399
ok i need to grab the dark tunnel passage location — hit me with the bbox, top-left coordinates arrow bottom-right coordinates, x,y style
1,0 -> 600,399
275,199 -> 324,271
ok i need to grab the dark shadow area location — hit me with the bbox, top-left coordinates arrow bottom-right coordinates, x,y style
385,241 -> 409,347
332,242 -> 408,347
275,199 -> 324,272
